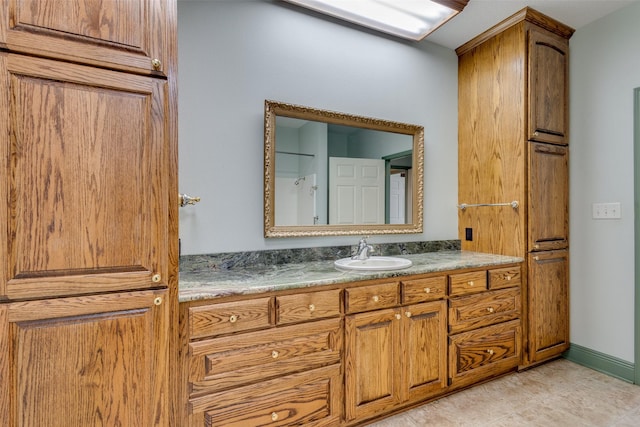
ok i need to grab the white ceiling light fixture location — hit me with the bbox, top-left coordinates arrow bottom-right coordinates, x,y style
282,0 -> 469,41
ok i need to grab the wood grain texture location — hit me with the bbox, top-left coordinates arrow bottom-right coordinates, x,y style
528,143 -> 569,251
458,8 -> 572,370
345,308 -> 402,421
449,287 -> 521,334
188,318 -> 342,395
277,288 -> 341,325
188,297 -> 273,339
3,289 -> 168,427
2,53 -> 169,300
528,27 -> 570,144
401,300 -> 447,403
528,250 -> 570,363
448,270 -> 487,296
449,320 -> 521,388
190,365 -> 342,427
457,23 -> 527,257
488,266 -> 521,290
344,282 -> 399,314
401,275 -> 447,304
0,0 -> 171,75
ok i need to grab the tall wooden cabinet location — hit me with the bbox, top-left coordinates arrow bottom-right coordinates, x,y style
0,1 -> 178,425
457,8 -> 573,368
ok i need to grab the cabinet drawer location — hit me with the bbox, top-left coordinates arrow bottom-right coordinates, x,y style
277,289 -> 341,325
189,364 -> 342,426
449,288 -> 521,334
344,282 -> 399,313
449,271 -> 487,296
188,318 -> 342,395
449,320 -> 521,386
488,266 -> 521,290
402,276 -> 447,304
188,297 -> 272,339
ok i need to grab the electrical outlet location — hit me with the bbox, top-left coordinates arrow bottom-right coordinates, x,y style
592,202 -> 621,219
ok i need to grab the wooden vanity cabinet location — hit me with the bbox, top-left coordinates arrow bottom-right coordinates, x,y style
344,278 -> 447,423
182,289 -> 343,427
448,266 -> 522,388
457,7 -> 573,369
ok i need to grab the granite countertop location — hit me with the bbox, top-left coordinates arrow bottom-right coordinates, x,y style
178,250 -> 523,302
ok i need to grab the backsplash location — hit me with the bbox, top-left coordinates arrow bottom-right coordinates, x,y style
179,240 -> 460,272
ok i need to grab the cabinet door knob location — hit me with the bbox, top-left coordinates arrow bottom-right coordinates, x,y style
229,315 -> 238,323
405,311 -> 412,318
271,412 -> 278,421
152,274 -> 161,283
151,58 -> 162,71
487,307 -> 494,313
271,350 -> 279,359
308,304 -> 315,312
468,281 -> 474,287
424,287 -> 431,293
395,313 -> 401,320
153,297 -> 162,306
487,349 -> 495,355
504,275 -> 512,281
372,295 -> 380,303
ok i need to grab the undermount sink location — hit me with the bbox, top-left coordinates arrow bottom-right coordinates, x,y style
334,256 -> 413,272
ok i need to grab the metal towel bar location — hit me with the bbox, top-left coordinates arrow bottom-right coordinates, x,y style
458,201 -> 519,210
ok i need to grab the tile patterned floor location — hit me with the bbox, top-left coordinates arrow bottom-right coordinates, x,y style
366,359 -> 640,427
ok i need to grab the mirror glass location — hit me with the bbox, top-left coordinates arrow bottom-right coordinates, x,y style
264,100 -> 424,237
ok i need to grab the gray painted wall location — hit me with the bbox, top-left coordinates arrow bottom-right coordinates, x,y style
570,1 -> 640,363
177,0 -> 459,254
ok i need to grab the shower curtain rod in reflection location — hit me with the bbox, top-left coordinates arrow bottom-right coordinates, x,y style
276,150 -> 315,157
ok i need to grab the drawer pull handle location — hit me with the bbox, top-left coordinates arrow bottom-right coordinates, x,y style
395,313 -> 401,320
272,350 -> 279,359
405,311 -> 412,318
308,304 -> 315,312
152,274 -> 161,283
534,256 -> 540,261
271,412 -> 278,421
153,297 -> 162,306
372,295 -> 380,303
487,349 -> 494,355
504,275 -> 512,281
487,307 -> 494,313
229,315 -> 238,323
424,287 -> 431,293
468,281 -> 474,287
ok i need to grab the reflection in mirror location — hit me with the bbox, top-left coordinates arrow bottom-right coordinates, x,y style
265,101 -> 424,238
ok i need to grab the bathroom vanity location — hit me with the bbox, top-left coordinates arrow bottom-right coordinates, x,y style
177,250 -> 522,426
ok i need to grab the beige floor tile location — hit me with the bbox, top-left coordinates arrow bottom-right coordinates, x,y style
366,359 -> 640,427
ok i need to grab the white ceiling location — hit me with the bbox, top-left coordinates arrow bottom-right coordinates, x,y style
428,0 -> 638,50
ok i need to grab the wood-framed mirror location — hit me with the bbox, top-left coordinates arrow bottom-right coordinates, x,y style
264,100 -> 424,238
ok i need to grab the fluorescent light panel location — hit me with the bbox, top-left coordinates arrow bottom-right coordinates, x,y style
284,0 -> 466,41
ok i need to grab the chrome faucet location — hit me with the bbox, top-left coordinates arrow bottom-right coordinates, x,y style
353,237 -> 374,260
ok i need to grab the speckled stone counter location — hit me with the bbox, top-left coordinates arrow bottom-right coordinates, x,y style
179,248 -> 523,302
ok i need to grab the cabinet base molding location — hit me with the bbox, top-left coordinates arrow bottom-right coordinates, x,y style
563,344 -> 635,383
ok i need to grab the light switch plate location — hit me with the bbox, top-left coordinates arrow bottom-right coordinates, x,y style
592,202 -> 621,219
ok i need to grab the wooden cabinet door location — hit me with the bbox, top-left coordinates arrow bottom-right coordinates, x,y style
528,250 -> 570,363
528,26 -> 569,145
0,0 -> 174,76
0,289 -> 169,427
0,53 -> 170,301
528,142 -> 569,252
345,308 -> 402,421
401,300 -> 447,402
